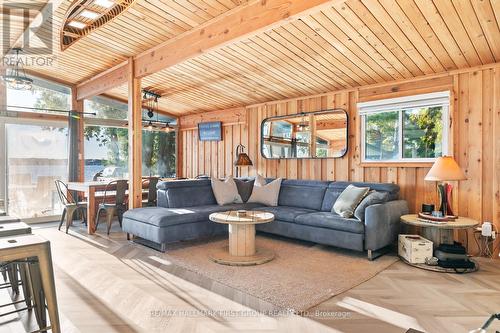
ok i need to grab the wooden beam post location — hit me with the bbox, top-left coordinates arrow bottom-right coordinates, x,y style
127,58 -> 142,208
176,122 -> 183,178
70,86 -> 85,182
309,114 -> 316,157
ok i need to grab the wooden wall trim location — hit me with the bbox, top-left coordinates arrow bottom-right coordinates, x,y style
179,107 -> 246,129
0,111 -> 66,122
246,62 -> 500,109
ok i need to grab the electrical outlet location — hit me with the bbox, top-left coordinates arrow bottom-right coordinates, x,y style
492,231 -> 496,239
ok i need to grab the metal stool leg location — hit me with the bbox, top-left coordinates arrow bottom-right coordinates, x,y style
106,207 -> 117,235
7,263 -> 19,295
65,206 -> 77,234
19,262 -> 32,308
37,243 -> 60,333
28,261 -> 47,331
58,208 -> 66,231
1,265 -> 7,282
95,207 -> 104,230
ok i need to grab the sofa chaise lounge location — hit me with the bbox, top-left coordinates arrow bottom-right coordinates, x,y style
122,179 -> 409,259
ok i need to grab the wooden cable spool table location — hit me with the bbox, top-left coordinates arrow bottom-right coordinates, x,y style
209,211 -> 275,266
400,214 -> 479,273
400,214 -> 479,247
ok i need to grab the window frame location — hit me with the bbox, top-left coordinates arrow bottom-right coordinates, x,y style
358,91 -> 450,164
82,97 -> 178,179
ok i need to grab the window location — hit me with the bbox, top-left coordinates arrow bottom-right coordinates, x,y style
5,123 -> 68,219
6,77 -> 71,112
2,75 -> 71,219
83,96 -> 177,180
358,91 -> 449,163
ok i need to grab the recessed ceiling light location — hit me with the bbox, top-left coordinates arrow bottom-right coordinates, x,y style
93,0 -> 114,8
68,21 -> 87,29
80,9 -> 100,19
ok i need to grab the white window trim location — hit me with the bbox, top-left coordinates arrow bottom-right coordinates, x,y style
359,91 -> 450,163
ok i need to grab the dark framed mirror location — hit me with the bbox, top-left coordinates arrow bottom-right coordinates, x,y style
261,109 -> 348,159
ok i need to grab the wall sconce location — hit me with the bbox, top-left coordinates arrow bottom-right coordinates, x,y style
234,144 -> 253,177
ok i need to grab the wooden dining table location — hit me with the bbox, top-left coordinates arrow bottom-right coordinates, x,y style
67,180 -> 151,234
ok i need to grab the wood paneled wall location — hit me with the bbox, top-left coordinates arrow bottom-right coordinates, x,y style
179,65 -> 500,253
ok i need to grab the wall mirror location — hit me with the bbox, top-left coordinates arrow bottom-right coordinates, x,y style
261,109 -> 348,159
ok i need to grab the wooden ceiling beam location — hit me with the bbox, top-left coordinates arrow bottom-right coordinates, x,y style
133,0 -> 345,79
76,62 -> 129,100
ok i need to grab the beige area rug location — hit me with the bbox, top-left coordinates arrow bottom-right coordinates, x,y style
150,235 -> 398,312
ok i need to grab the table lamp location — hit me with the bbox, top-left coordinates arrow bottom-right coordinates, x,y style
234,144 -> 253,177
424,156 -> 466,217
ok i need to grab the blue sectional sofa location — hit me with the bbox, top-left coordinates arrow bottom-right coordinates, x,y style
122,178 -> 409,259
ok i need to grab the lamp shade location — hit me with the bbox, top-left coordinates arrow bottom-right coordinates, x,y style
424,156 -> 466,181
235,153 -> 253,166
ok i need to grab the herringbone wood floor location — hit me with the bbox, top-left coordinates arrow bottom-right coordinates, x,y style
1,222 -> 499,333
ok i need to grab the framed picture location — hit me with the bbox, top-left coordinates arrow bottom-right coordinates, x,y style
198,121 -> 222,141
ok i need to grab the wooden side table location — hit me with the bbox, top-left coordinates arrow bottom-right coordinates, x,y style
0,235 -> 61,332
209,210 -> 275,266
400,214 -> 479,273
400,214 -> 478,248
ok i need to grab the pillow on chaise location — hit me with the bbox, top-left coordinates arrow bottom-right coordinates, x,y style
234,178 -> 255,203
353,190 -> 388,221
211,176 -> 243,205
247,174 -> 282,206
332,184 -> 370,218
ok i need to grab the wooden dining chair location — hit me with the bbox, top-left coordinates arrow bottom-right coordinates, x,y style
55,180 -> 87,234
95,179 -> 128,235
142,177 -> 159,207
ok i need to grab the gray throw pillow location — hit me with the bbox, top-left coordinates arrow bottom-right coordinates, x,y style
354,191 -> 389,221
234,179 -> 255,203
332,184 -> 370,218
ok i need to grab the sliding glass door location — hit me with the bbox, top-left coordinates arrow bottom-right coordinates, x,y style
4,121 -> 68,219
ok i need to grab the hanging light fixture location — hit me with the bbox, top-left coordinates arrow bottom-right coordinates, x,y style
1,48 -> 33,91
296,112 -> 309,132
141,89 -> 175,132
163,122 -> 173,133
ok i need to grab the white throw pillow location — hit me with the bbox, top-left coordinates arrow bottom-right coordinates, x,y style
332,184 -> 370,218
211,176 -> 243,206
247,175 -> 282,206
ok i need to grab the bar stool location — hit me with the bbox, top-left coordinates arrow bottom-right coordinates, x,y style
0,235 -> 60,333
0,222 -> 32,293
0,223 -> 48,331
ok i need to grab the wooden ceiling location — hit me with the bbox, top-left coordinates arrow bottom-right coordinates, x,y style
12,0 -> 248,83
12,0 -> 500,115
0,0 -> 50,54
